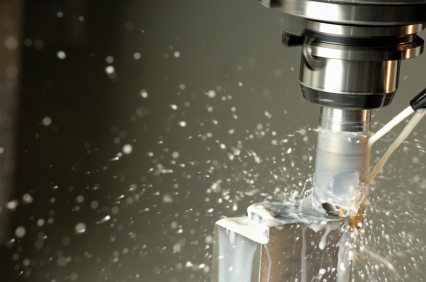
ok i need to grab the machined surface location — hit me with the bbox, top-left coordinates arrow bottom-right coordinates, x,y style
319,107 -> 371,131
259,225 -> 348,282
258,0 -> 426,25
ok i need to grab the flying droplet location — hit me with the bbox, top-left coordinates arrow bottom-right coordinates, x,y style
106,56 -> 114,64
56,51 -> 66,59
97,215 -> 111,224
43,117 -> 52,126
123,144 -> 133,154
207,90 -> 216,98
15,226 -> 26,238
141,89 -> 148,98
105,66 -> 115,74
22,194 -> 33,204
75,223 -> 86,233
172,151 -> 179,159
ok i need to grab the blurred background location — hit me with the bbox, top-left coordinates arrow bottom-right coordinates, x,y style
1,0 -> 426,281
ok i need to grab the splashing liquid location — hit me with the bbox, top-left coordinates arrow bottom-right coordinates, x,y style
303,126 -> 370,218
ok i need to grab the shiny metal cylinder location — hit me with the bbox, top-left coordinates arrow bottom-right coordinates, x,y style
319,106 -> 371,132
310,106 -> 370,213
258,0 -> 426,26
300,56 -> 400,109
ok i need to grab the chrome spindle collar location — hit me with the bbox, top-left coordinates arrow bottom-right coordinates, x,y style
319,106 -> 371,132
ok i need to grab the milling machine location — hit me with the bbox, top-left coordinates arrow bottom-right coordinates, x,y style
212,1 -> 426,281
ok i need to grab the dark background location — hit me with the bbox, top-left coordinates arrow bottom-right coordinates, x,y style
1,0 -> 426,281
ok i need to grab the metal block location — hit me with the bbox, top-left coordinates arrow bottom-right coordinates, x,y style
211,202 -> 352,282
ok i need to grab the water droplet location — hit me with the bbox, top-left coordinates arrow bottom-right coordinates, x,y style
97,215 -> 111,224
179,121 -> 186,127
207,90 -> 216,98
141,89 -> 148,98
173,243 -> 181,252
15,226 -> 26,238
163,194 -> 174,203
7,200 -> 18,210
106,56 -> 114,64
174,51 -> 180,58
22,194 -> 33,204
42,117 -> 52,126
172,151 -> 179,159
37,218 -> 45,226
75,223 -> 86,233
105,66 -> 115,74
4,36 -> 18,50
123,144 -> 133,154
90,201 -> 99,209
57,256 -> 68,267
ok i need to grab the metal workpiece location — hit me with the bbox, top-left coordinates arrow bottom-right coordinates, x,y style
258,0 -> 426,25
211,203 -> 353,282
319,107 -> 371,132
